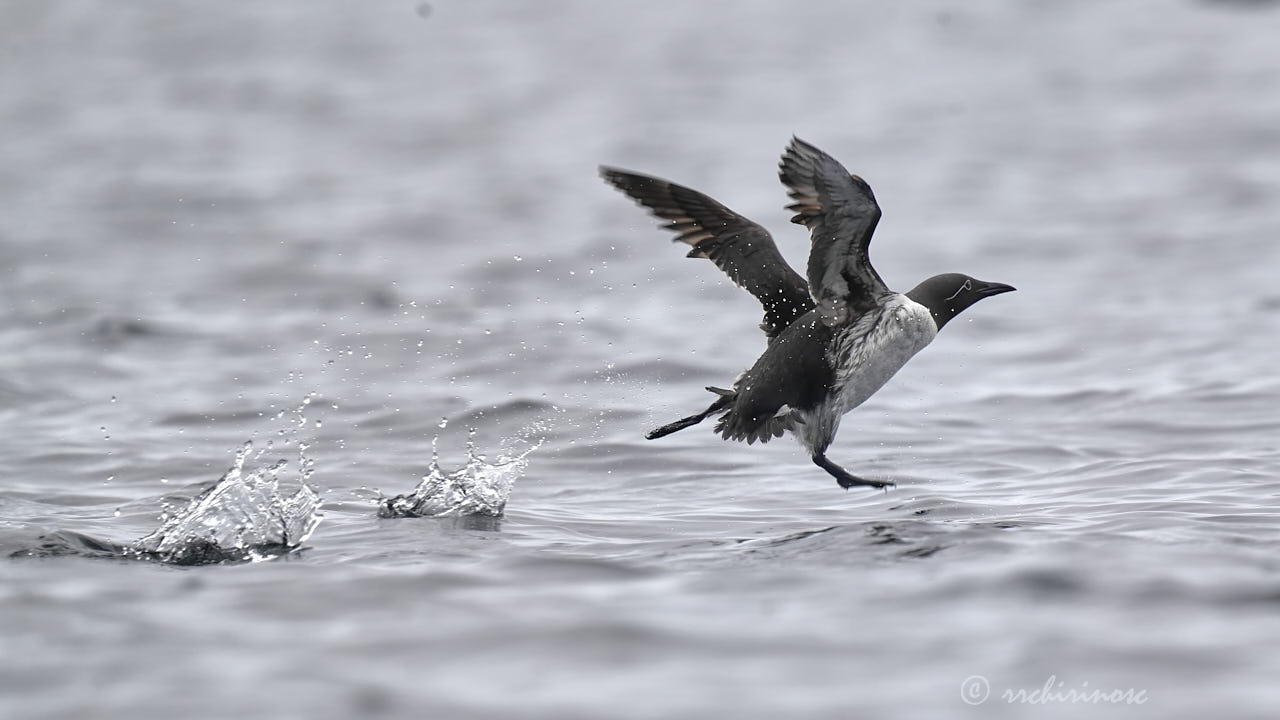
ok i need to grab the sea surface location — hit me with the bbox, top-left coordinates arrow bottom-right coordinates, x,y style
3,2 -> 1280,718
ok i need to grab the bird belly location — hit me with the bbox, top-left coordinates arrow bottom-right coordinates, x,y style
786,297 -> 935,456
829,296 -> 937,416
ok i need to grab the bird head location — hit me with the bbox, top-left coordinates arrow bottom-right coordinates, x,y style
905,273 -> 1015,330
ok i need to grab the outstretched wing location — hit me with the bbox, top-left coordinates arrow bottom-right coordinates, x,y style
778,137 -> 887,327
600,167 -> 814,339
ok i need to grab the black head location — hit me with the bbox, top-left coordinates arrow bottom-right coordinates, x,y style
905,273 -> 1015,330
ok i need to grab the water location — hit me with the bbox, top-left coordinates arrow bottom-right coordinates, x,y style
128,440 -> 323,565
377,430 -> 540,520
3,1 -> 1280,718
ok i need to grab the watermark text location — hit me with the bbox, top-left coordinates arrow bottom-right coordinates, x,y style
961,675 -> 1148,706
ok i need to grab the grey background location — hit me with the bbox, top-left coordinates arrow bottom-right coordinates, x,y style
3,2 -> 1280,718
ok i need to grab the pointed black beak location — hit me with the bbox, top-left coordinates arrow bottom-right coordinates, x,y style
976,281 -> 1016,297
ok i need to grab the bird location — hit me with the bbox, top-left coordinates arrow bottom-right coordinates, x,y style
599,137 -> 1015,490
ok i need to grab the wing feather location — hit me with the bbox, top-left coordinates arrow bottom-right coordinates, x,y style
600,167 -> 814,339
777,137 -> 887,327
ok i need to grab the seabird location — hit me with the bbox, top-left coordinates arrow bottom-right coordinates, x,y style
600,137 -> 1015,490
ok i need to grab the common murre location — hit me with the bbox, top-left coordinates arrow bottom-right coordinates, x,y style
600,137 -> 1015,490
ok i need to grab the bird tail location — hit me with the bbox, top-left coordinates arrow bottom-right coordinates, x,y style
713,402 -> 799,445
645,387 -> 735,440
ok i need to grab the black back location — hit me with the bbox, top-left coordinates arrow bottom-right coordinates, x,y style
714,311 -> 835,444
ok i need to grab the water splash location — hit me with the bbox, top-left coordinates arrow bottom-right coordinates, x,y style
378,430 -> 539,519
131,441 -> 323,565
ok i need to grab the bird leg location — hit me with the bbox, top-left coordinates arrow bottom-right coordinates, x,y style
812,453 -> 894,490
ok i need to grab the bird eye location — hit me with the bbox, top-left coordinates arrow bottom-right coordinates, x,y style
945,279 -> 972,302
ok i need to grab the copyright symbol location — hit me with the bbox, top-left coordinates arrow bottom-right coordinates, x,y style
960,675 -> 990,705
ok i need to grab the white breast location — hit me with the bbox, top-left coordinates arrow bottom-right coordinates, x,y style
828,294 -> 938,415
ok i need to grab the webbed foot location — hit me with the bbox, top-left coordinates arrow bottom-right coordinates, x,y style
813,453 -> 895,490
